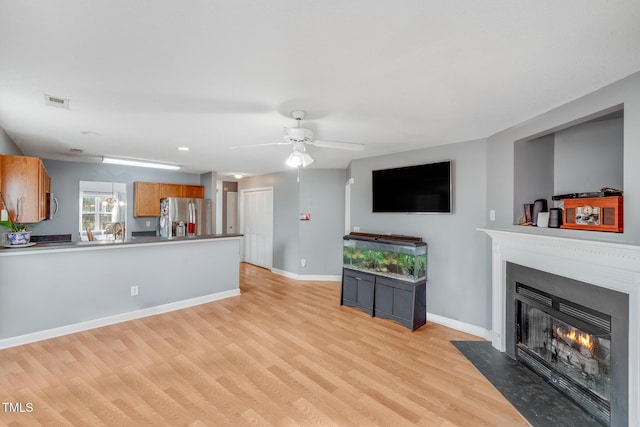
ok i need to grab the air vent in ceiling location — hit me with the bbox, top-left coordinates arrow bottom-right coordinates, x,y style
44,94 -> 70,109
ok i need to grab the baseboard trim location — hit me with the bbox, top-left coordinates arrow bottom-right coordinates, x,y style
270,268 -> 341,282
267,272 -> 490,338
427,312 -> 492,341
0,289 -> 241,350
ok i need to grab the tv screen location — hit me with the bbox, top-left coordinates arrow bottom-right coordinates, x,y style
372,160 -> 452,213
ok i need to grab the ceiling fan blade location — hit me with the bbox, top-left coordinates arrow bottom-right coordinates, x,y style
229,142 -> 290,150
310,140 -> 366,151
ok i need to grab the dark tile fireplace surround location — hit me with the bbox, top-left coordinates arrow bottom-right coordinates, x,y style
456,263 -> 629,426
461,263 -> 629,426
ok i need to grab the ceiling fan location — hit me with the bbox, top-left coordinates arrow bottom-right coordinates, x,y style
233,110 -> 365,168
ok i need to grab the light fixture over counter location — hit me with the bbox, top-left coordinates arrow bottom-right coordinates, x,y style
102,157 -> 181,170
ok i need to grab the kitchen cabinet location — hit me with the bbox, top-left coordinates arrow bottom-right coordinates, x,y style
184,185 -> 205,199
133,181 -> 205,217
39,161 -> 51,220
134,182 -> 161,217
160,183 -> 184,199
0,154 -> 50,223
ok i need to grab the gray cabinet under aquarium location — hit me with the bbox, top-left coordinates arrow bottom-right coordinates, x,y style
341,269 -> 375,315
340,233 -> 427,330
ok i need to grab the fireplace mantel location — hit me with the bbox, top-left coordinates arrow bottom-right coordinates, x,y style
479,228 -> 640,425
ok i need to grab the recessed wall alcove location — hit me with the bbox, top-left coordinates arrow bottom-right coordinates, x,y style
513,105 -> 624,225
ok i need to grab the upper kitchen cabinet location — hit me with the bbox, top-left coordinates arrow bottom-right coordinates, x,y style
1,154 -> 51,223
134,181 -> 161,217
160,183 -> 184,199
134,181 -> 205,217
184,185 -> 205,199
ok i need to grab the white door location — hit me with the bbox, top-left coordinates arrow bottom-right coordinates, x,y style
240,187 -> 273,269
226,192 -> 238,233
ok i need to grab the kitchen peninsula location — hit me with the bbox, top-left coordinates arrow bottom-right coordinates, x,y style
0,234 -> 242,349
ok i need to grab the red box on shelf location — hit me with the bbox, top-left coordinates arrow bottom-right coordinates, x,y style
561,196 -> 623,233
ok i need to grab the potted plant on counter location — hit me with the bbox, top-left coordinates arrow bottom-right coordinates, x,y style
0,219 -> 30,246
0,197 -> 31,246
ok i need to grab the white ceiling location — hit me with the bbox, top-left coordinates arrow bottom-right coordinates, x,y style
1,1 -> 639,178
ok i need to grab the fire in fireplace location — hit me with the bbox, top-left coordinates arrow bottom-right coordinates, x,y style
505,262 -> 628,426
515,285 -> 611,425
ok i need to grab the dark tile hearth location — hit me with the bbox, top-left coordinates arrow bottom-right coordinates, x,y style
452,341 -> 601,427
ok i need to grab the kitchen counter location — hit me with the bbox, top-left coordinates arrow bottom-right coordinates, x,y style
0,233 -> 243,348
0,233 -> 243,256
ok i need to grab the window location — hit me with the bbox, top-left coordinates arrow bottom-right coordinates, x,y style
79,181 -> 126,240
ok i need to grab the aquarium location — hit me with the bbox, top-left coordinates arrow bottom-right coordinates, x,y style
343,234 -> 427,283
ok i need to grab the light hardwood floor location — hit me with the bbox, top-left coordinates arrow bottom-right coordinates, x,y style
0,263 -> 528,426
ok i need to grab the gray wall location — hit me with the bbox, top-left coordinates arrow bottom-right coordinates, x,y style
239,171 -> 300,273
0,238 -> 241,342
513,135 -> 555,223
199,171 -> 218,233
554,118 -> 623,194
298,169 -> 346,275
487,71 -> 640,245
201,172 -> 214,199
348,138 -> 490,329
32,159 -> 208,241
0,126 -> 22,155
221,181 -> 238,234
239,169 -> 346,276
512,117 -> 623,223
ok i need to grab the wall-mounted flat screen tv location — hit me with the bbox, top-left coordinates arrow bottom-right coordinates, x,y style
372,160 -> 452,213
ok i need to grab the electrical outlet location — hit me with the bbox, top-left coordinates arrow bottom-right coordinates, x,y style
301,258 -> 306,268
131,285 -> 139,296
489,210 -> 496,221
145,220 -> 151,227
353,226 -> 360,232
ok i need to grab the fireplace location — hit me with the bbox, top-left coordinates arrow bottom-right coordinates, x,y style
480,229 -> 639,426
506,263 -> 628,426
518,296 -> 611,416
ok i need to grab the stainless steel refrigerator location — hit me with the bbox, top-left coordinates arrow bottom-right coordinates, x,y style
159,197 -> 213,237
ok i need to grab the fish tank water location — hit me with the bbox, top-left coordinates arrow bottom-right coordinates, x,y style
343,234 -> 427,283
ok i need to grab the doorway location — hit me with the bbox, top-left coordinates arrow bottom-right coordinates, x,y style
239,187 -> 274,269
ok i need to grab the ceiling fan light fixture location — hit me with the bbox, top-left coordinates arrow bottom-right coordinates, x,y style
285,148 -> 314,168
285,127 -> 313,143
285,151 -> 304,168
301,151 -> 315,167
